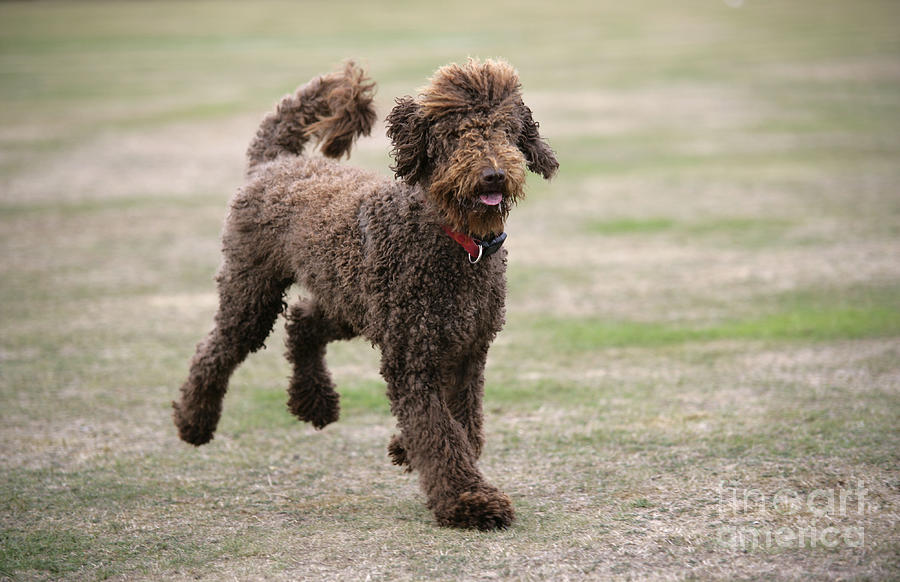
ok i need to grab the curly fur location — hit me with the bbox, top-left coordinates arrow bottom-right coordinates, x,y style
173,58 -> 558,530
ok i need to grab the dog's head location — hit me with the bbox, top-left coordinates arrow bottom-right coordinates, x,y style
387,59 -> 558,239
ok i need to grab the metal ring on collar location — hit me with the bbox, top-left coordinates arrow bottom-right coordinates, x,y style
469,244 -> 484,264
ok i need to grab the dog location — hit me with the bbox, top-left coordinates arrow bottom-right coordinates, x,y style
173,59 -> 558,529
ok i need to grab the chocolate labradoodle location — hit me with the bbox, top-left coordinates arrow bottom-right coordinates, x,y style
173,59 -> 558,530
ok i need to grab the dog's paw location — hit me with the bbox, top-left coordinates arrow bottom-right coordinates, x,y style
287,388 -> 340,429
433,485 -> 515,531
172,401 -> 217,446
387,434 -> 411,471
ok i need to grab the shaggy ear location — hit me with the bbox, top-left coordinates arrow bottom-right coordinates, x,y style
386,96 -> 429,185
517,104 -> 559,180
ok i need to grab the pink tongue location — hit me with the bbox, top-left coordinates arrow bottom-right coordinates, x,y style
479,192 -> 503,206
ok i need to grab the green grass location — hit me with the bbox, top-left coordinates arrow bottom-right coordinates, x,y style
2,0 -> 900,580
229,378 -> 390,429
1,530 -> 94,577
586,217 -> 677,235
584,216 -> 798,247
530,298 -> 900,352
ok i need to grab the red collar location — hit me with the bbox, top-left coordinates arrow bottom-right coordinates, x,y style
441,225 -> 507,264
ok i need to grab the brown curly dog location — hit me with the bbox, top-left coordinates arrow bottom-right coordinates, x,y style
172,59 -> 558,530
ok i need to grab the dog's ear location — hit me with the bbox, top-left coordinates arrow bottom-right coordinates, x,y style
386,96 -> 429,185
517,104 -> 559,180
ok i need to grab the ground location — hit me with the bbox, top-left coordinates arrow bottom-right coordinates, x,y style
1,0 -> 898,580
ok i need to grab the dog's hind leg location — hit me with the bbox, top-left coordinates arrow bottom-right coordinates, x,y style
173,262 -> 290,446
284,300 -> 356,429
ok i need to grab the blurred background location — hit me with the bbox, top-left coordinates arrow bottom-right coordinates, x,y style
1,1 -> 898,580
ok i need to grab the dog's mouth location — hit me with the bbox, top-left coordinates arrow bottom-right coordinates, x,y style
478,192 -> 503,206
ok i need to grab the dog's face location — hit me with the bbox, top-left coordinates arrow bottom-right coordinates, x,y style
387,59 -> 558,238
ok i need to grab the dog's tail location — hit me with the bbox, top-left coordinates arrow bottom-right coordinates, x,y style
246,61 -> 376,171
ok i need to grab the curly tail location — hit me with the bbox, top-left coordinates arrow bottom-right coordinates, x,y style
246,61 -> 376,171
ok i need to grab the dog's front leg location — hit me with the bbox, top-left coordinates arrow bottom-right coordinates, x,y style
385,369 -> 514,530
443,344 -> 490,460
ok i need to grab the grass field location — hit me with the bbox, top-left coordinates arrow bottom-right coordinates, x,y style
2,0 -> 899,580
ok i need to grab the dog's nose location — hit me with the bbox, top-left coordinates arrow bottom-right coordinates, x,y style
480,168 -> 506,187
